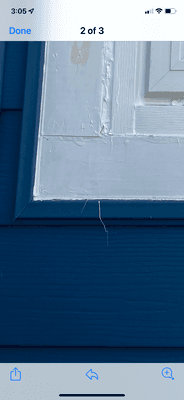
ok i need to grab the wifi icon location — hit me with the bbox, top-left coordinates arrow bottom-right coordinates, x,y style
156,8 -> 163,13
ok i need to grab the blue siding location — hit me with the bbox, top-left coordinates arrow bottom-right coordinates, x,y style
1,225 -> 184,348
0,348 -> 184,363
0,42 -> 5,110
1,42 -> 27,109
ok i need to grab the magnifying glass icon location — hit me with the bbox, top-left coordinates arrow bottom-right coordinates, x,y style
161,367 -> 174,380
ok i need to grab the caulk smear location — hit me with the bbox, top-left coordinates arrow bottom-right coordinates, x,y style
100,42 -> 114,135
71,42 -> 91,66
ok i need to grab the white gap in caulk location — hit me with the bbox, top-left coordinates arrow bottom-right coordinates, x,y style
99,42 -> 114,136
81,199 -> 88,213
98,201 -> 109,247
81,200 -> 109,246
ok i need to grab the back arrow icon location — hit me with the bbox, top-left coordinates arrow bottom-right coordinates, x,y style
85,369 -> 99,380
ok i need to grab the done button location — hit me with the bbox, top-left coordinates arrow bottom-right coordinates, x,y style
9,27 -> 31,34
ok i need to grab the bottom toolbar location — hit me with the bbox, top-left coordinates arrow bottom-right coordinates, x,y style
0,364 -> 183,400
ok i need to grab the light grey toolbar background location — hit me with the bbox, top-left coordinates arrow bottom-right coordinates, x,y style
0,363 -> 183,399
0,1 -> 184,40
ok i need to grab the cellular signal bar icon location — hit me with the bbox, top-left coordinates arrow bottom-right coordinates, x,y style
145,9 -> 154,13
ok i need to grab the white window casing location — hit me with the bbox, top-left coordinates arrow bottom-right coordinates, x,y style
33,41 -> 184,201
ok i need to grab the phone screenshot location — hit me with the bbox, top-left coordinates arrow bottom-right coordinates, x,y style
0,1 -> 184,399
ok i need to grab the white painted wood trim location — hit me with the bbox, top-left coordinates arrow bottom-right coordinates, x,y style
149,42 -> 184,91
33,134 -> 184,201
39,41 -> 106,137
135,105 -> 184,135
111,41 -> 139,134
171,42 -> 184,70
33,41 -> 184,201
110,41 -> 184,136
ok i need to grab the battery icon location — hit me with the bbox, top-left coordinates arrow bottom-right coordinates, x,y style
165,8 -> 177,13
